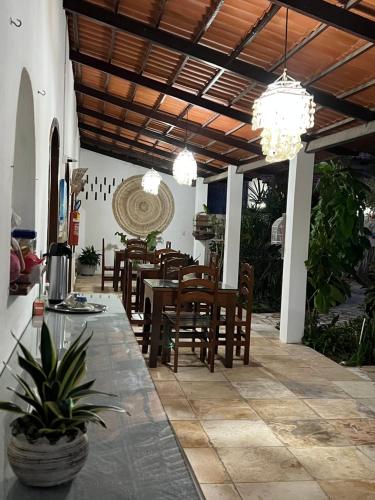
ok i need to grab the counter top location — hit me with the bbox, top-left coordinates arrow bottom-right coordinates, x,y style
0,293 -> 201,500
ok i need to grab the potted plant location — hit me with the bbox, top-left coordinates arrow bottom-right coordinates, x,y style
0,323 -> 125,487
146,230 -> 163,251
78,246 -> 101,276
115,231 -> 127,246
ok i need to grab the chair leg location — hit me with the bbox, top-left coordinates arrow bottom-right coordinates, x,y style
173,328 -> 179,373
235,325 -> 241,356
161,323 -> 171,364
208,328 -> 215,372
244,328 -> 250,365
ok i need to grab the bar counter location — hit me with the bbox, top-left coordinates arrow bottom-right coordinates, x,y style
0,293 -> 201,499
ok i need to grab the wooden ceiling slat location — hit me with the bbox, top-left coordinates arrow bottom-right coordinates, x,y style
75,83 -> 261,154
79,122 -> 222,174
78,106 -> 239,164
64,0 -> 375,122
271,0 -> 375,43
70,50 -> 252,122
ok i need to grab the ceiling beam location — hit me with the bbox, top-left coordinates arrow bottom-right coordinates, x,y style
64,0 -> 375,122
203,170 -> 229,184
77,106 -> 237,165
70,50 -> 251,123
305,119 -> 375,152
79,123 -> 221,174
237,157 -> 284,174
80,140 -> 189,176
271,0 -> 375,44
75,83 -> 262,154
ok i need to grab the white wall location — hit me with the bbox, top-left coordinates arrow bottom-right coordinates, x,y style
0,0 -> 79,366
78,149 -> 196,265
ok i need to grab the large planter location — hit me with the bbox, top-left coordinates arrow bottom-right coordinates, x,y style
79,264 -> 97,276
8,433 -> 89,487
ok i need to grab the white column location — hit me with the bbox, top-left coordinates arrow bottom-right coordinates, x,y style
193,177 -> 208,264
223,165 -> 243,287
280,148 -> 315,343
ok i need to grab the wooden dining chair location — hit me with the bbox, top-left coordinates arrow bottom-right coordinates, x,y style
217,263 -> 254,365
127,238 -> 147,250
162,256 -> 190,279
101,238 -> 114,291
163,265 -> 219,372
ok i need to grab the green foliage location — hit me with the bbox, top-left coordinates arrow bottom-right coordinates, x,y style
146,230 -> 163,251
306,160 -> 370,314
303,313 -> 375,366
115,231 -> 127,244
78,246 -> 101,266
240,178 -> 287,311
0,323 -> 125,444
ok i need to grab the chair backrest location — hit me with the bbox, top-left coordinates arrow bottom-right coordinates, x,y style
159,250 -> 181,265
127,239 -> 147,250
162,255 -> 190,279
102,238 -> 105,268
122,259 -> 133,319
238,263 -> 254,323
175,265 -> 219,324
126,248 -> 148,263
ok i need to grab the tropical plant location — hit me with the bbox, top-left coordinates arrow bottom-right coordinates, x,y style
78,246 -> 101,267
0,323 -> 125,444
146,230 -> 163,251
240,177 -> 287,311
115,231 -> 127,245
305,160 -> 370,314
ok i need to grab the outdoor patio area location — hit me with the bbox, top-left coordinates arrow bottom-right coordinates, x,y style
75,276 -> 375,500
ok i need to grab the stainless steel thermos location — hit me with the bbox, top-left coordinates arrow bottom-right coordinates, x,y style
47,243 -> 72,304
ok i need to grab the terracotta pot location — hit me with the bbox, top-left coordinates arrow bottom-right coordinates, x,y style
8,433 -> 89,487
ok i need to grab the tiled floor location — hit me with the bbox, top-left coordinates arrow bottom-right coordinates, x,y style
75,275 -> 375,500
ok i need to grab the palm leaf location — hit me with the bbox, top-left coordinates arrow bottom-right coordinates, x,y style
18,355 -> 46,398
73,404 -> 125,413
6,387 -> 44,417
11,333 -> 42,371
40,323 -> 57,379
58,351 -> 86,399
0,402 -> 26,414
70,389 -> 117,400
57,330 -> 91,384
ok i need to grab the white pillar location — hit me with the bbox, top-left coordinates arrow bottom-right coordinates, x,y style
193,177 -> 208,264
223,165 -> 243,287
280,148 -> 315,343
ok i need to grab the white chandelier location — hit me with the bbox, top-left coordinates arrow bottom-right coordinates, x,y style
173,148 -> 197,186
141,168 -> 162,195
252,69 -> 315,162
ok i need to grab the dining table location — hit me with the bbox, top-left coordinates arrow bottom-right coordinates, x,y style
143,278 -> 238,369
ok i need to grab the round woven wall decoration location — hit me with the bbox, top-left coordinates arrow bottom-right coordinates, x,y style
112,175 -> 175,237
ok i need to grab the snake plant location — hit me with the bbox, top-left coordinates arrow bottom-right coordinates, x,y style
0,322 -> 125,443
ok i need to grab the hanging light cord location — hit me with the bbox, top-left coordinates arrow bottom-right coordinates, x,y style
283,8 -> 289,74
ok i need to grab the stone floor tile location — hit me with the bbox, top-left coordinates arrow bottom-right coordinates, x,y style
149,366 -> 176,381
290,446 -> 375,480
319,480 -> 375,499
184,448 -> 230,484
217,447 -> 311,483
268,419 -> 352,447
200,483 -> 241,500
358,399 -> 375,412
190,399 -> 259,420
162,398 -> 196,420
153,380 -> 184,398
202,420 -> 283,448
171,421 -> 210,447
180,381 -> 241,400
330,419 -> 375,445
358,445 -> 375,462
232,380 -> 297,399
285,381 -> 350,399
311,366 -> 364,381
249,399 -> 318,420
304,399 -> 375,419
333,381 -> 375,398
174,366 -> 227,382
236,481 -> 328,499
223,367 -> 275,382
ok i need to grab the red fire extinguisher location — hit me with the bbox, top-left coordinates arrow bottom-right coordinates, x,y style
69,210 -> 80,246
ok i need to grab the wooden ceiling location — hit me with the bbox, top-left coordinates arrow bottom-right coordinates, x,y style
64,0 -> 375,176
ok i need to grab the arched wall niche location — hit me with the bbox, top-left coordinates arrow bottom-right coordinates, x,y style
47,119 -> 60,247
11,68 -> 36,230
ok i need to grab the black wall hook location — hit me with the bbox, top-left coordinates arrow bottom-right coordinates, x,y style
9,17 -> 22,28
37,90 -> 46,96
